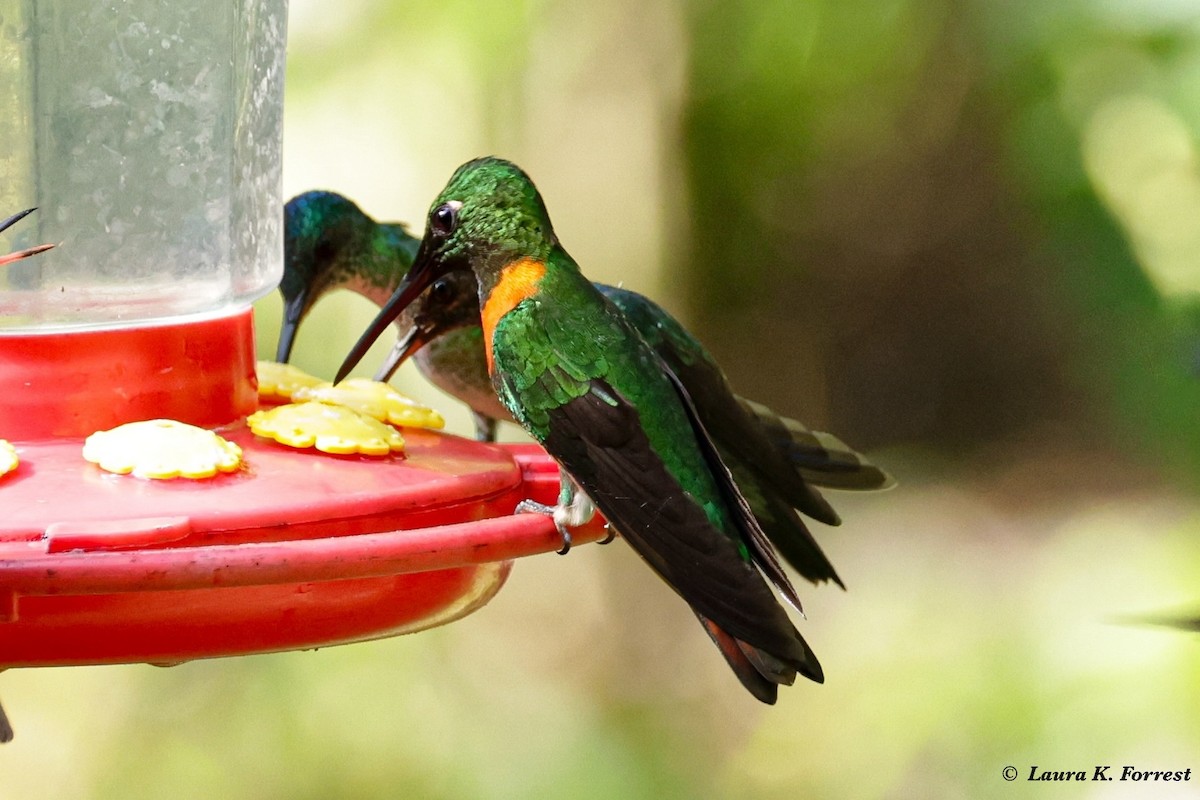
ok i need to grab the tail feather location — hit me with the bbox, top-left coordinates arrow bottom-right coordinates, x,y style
697,614 -> 779,704
741,397 -> 894,491
696,613 -> 823,705
736,469 -> 845,589
735,639 -> 797,686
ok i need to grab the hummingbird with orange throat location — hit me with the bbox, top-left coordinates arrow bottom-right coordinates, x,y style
336,158 -> 885,701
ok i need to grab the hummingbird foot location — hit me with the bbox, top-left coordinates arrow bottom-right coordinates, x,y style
515,499 -> 574,553
516,471 -> 595,554
597,524 -> 616,545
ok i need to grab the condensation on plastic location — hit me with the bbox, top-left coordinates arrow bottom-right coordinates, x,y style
0,0 -> 286,330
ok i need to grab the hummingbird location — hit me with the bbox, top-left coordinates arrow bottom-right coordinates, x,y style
278,190 -> 506,440
337,157 -> 861,702
377,268 -> 890,587
282,193 -> 893,535
0,206 -> 55,744
286,197 -> 888,586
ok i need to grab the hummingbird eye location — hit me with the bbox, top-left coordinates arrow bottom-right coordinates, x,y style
428,277 -> 454,305
430,202 -> 460,238
312,236 -> 336,265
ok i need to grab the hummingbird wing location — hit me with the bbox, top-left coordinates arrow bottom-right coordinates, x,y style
523,374 -> 823,686
666,354 -> 842,524
489,274 -> 823,690
597,286 -> 848,523
597,285 -> 856,585
728,456 -> 844,588
496,286 -> 816,600
655,364 -> 810,609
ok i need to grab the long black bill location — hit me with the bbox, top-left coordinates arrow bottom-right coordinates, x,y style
0,207 -> 55,266
275,290 -> 309,363
336,250 -> 441,383
373,323 -> 432,383
0,207 -> 36,235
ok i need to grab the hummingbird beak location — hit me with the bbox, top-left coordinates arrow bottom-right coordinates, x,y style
0,207 -> 37,236
373,322 -> 432,383
0,243 -> 55,266
337,240 -> 444,383
0,207 -> 55,266
275,290 -> 309,363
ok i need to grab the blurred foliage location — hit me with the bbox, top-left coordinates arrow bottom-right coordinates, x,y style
681,0 -> 1200,481
6,1 -> 1200,798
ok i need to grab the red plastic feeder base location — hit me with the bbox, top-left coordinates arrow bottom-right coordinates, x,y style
0,309 -> 607,668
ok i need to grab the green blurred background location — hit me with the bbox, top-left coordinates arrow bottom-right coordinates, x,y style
6,0 -> 1200,797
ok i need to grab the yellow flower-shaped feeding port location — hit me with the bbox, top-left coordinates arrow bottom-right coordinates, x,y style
247,401 -> 406,456
83,420 -> 244,480
0,440 -> 18,478
293,378 -> 445,430
256,360 -> 324,402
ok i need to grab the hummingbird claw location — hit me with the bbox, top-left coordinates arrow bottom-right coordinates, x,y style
515,499 -> 573,554
597,524 -> 616,545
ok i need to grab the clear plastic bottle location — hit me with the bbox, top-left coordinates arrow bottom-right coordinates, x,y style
0,0 -> 287,330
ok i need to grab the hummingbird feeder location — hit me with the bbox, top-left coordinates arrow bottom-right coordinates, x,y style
0,0 -> 603,673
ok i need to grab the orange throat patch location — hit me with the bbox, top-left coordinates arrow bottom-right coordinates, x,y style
480,257 -> 547,371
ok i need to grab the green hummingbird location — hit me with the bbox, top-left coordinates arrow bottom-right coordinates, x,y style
336,157 -> 870,702
285,197 -> 888,588
376,267 -> 890,588
0,206 -> 55,744
278,190 -> 506,440
282,193 -> 893,539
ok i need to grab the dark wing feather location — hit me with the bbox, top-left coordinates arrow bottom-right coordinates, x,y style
665,358 -> 842,526
655,351 -> 843,587
730,460 -> 844,588
657,366 -> 808,609
536,379 -> 822,682
598,286 -> 840,525
600,283 -> 892,509
740,397 -> 894,491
